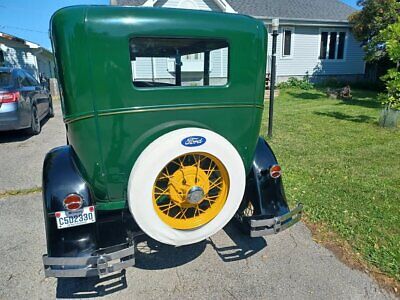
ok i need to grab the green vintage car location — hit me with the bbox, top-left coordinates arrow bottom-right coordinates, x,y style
42,5 -> 302,277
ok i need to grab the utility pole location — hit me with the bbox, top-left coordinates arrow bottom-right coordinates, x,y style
268,18 -> 279,138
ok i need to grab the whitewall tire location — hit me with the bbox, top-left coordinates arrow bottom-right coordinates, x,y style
127,128 -> 246,246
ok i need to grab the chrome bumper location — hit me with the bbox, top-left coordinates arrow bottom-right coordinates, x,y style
248,203 -> 303,237
42,244 -> 135,278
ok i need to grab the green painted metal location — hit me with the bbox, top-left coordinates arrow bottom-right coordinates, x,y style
51,6 -> 267,210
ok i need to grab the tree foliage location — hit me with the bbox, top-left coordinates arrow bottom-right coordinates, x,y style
349,0 -> 400,61
378,20 -> 400,110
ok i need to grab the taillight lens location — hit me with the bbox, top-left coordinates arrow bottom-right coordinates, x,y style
0,91 -> 20,103
270,165 -> 282,179
63,194 -> 83,211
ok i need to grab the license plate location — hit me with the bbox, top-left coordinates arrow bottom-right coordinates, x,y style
55,206 -> 96,229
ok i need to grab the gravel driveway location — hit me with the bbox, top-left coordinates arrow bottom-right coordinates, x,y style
0,104 -> 395,299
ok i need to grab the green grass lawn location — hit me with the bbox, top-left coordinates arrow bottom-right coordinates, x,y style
261,88 -> 400,281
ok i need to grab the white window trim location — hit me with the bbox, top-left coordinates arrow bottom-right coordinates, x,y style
318,28 -> 348,62
281,27 -> 294,59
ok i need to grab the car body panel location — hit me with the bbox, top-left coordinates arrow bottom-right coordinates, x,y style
0,67 -> 52,131
51,6 -> 267,209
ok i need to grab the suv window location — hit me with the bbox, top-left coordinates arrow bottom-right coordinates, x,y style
17,70 -> 31,87
0,72 -> 13,88
24,71 -> 39,86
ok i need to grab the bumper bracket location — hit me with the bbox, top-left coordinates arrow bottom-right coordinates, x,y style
248,203 -> 303,237
42,242 -> 136,278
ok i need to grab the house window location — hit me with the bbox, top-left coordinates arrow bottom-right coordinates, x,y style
319,32 -> 328,59
328,32 -> 337,59
337,32 -> 346,59
319,31 -> 346,60
130,37 -> 229,87
282,28 -> 293,57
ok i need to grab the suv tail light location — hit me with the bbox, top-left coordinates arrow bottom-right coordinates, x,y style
0,91 -> 20,103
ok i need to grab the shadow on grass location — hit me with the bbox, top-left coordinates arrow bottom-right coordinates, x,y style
314,111 -> 375,124
286,91 -> 325,100
336,98 -> 382,109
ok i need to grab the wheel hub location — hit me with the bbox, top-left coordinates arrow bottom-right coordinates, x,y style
186,186 -> 205,204
152,153 -> 229,230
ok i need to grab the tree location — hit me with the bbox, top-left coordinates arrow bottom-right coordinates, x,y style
378,20 -> 400,111
349,0 -> 400,62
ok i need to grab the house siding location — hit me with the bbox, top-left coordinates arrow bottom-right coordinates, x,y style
117,0 -> 366,82
0,40 -> 55,80
0,44 -> 38,79
266,25 -> 365,82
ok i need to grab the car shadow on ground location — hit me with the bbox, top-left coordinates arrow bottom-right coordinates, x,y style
0,117 -> 50,143
209,221 -> 267,262
55,222 -> 267,298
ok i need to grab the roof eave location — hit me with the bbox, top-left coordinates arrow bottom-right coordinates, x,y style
255,16 -> 351,25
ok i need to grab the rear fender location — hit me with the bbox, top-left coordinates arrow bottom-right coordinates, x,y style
42,145 -> 96,257
241,137 -> 290,218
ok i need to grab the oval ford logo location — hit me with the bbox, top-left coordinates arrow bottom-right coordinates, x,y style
181,136 -> 206,147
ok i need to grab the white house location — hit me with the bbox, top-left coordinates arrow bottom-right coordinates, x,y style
0,32 -> 55,81
112,0 -> 365,83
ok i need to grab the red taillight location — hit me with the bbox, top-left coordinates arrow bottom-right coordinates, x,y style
270,165 -> 282,179
0,91 -> 20,103
63,194 -> 83,211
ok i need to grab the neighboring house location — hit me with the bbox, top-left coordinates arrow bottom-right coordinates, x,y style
111,0 -> 365,83
0,32 -> 55,81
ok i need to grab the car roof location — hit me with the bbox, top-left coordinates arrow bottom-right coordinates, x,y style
0,67 -> 13,73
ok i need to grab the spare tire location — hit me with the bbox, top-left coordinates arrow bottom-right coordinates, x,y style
128,128 -> 246,246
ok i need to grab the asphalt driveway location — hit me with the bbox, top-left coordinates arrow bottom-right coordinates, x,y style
0,102 -> 65,193
0,103 -> 395,299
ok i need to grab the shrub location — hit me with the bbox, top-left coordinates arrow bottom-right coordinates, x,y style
277,76 -> 314,90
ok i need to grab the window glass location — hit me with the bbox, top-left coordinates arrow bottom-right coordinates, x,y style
25,72 -> 39,86
130,37 -> 229,88
283,29 -> 292,56
0,72 -> 12,88
328,32 -> 337,59
337,32 -> 346,59
320,31 -> 346,60
319,32 -> 328,59
18,70 -> 30,87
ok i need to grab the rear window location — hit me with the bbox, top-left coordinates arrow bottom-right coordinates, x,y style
130,37 -> 229,88
0,72 -> 12,88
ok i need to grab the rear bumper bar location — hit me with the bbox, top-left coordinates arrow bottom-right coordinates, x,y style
248,203 -> 303,237
42,243 -> 135,278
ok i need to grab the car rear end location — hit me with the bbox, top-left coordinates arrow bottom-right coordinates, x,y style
0,69 -> 23,131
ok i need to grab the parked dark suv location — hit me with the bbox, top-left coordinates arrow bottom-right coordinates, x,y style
0,67 -> 54,135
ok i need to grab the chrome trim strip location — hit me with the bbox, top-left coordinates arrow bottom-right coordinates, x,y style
43,243 -> 136,277
64,104 -> 264,124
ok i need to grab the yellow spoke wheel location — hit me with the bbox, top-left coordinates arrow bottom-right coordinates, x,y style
153,152 -> 230,230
